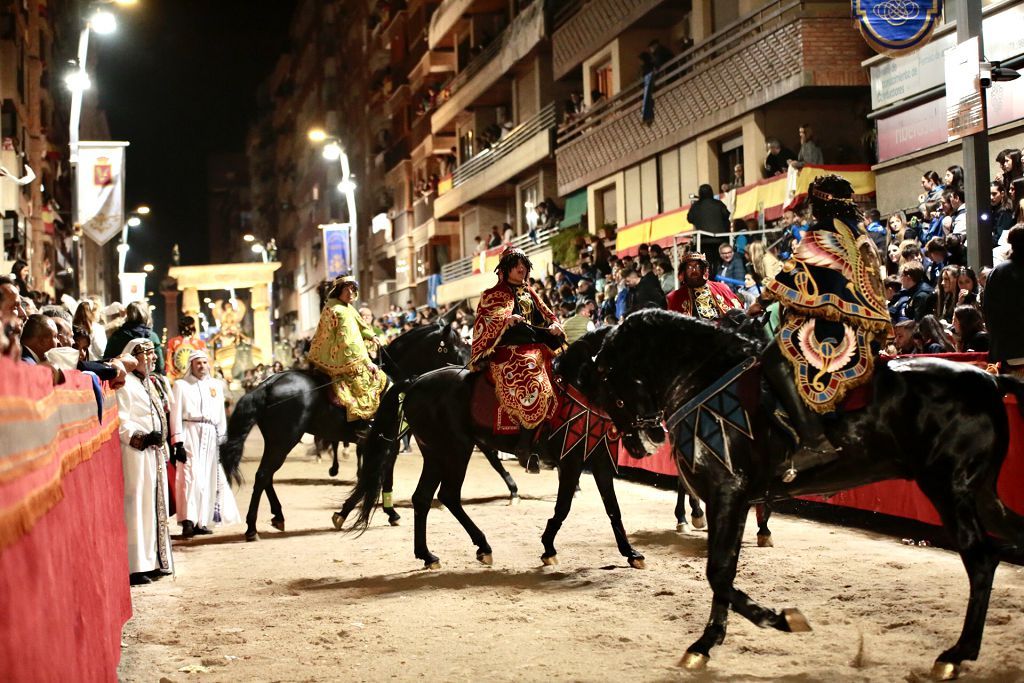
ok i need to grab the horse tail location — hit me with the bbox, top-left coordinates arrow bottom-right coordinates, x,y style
346,379 -> 410,532
221,389 -> 261,487
977,374 -> 1024,550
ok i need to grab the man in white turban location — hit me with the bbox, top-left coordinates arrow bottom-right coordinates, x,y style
170,349 -> 240,538
117,338 -> 174,584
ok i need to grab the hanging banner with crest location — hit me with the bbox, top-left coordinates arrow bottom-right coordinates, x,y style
320,223 -> 351,279
854,0 -> 943,56
75,142 -> 129,246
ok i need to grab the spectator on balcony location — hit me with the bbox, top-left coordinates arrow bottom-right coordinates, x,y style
502,222 -> 515,244
763,138 -> 796,178
687,183 -> 731,272
789,124 -> 823,169
442,147 -> 458,175
647,39 -> 674,70
487,225 -> 503,249
473,235 -> 485,255
590,89 -> 605,107
919,171 -> 944,203
953,304 -> 989,353
944,164 -> 965,191
730,163 -> 744,190
984,226 -> 1024,375
564,92 -> 584,123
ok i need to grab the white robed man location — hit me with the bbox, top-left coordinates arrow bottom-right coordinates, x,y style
170,349 -> 240,538
116,338 -> 174,586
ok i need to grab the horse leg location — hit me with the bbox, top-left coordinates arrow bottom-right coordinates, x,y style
265,480 -> 285,532
690,494 -> 706,529
482,447 -> 519,503
436,448 -> 492,565
674,486 -> 688,532
755,503 -> 773,547
591,455 -> 644,567
410,454 -> 443,568
328,442 -> 339,477
917,477 -> 1001,680
381,445 -> 401,525
540,455 -> 584,565
244,437 -> 292,541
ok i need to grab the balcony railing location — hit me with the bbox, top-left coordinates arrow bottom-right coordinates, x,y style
445,102 -> 557,191
440,224 -> 558,283
413,194 -> 434,228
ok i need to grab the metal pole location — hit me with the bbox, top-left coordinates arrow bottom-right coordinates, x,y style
339,152 -> 358,281
957,0 -> 992,271
69,26 -> 89,165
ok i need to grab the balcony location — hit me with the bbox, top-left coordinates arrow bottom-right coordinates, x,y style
434,103 -> 557,218
413,194 -> 434,228
554,0 -> 869,195
408,48 -> 456,93
436,226 -> 558,304
552,0 -> 665,79
430,0 -> 547,133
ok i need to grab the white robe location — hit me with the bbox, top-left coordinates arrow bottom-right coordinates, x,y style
171,375 -> 240,527
116,373 -> 174,575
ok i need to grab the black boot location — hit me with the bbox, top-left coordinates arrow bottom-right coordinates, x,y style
181,520 -> 195,539
129,572 -> 152,586
762,341 -> 839,481
514,428 -> 539,473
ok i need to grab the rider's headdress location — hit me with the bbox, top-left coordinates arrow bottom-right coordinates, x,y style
331,274 -> 359,291
495,246 -> 533,280
808,175 -> 860,222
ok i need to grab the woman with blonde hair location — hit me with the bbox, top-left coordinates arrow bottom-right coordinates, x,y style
73,299 -> 107,361
744,240 -> 781,281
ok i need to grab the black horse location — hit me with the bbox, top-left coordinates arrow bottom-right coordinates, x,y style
595,309 -> 1024,677
221,308 -> 519,541
343,328 -> 654,569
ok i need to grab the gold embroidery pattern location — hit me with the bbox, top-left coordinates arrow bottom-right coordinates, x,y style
488,347 -> 557,429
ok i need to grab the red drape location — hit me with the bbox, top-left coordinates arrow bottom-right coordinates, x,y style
0,357 -> 132,682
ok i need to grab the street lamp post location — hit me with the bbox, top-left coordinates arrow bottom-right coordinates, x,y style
117,205 -> 151,275
308,130 -> 359,281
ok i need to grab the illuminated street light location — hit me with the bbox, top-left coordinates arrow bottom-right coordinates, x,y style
127,216 -> 141,227
142,263 -> 154,273
337,178 -> 357,194
88,9 -> 117,34
307,128 -> 328,143
242,233 -> 255,242
321,141 -> 342,161
64,69 -> 91,93
135,205 -> 151,215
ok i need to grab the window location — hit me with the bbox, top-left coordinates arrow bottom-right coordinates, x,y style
597,185 -> 617,228
591,60 -> 613,101
718,134 -> 743,192
459,129 -> 474,163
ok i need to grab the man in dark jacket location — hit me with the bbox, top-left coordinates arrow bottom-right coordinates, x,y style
983,226 -> 1024,374
898,261 -> 935,322
623,265 -> 666,315
687,184 -> 731,273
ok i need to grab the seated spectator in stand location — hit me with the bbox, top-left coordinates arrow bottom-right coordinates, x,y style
953,304 -> 988,352
991,180 -> 1015,244
915,314 -> 955,354
729,218 -> 749,258
945,187 -> 967,239
995,148 -> 1023,185
789,123 -> 823,169
887,211 -> 909,246
576,276 -> 597,304
895,261 -> 934,322
934,265 -> 960,324
654,259 -> 675,293
956,266 -> 981,307
920,200 -> 945,243
745,240 -> 782,282
562,300 -> 596,344
763,138 -> 795,177
865,209 -> 886,254
924,238 -> 948,285
983,226 -> 1024,375
891,319 -> 920,354
715,242 -> 745,292
884,276 -> 901,301
919,170 -> 944,203
944,164 -> 965,191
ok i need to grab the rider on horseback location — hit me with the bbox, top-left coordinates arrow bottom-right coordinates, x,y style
306,275 -> 388,421
469,246 -> 565,467
762,175 -> 892,480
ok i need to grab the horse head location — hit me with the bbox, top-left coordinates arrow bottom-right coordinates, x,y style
436,301 -> 470,365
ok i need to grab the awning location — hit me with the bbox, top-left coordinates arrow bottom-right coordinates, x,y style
560,190 -> 587,228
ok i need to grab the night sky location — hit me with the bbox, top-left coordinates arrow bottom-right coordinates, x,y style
95,0 -> 296,280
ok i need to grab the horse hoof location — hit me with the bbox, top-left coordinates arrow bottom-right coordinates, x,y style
931,661 -> 961,681
679,652 -> 709,670
328,466 -> 339,477
783,608 -> 812,633
425,561 -> 441,570
271,518 -> 285,532
628,557 -> 646,569
388,518 -> 401,527
245,531 -> 259,542
332,512 -> 345,530
541,555 -> 558,566
675,522 -> 687,533
757,534 -> 773,548
477,553 -> 493,566
691,513 -> 707,529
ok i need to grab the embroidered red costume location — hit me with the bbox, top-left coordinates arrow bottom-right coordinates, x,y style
667,280 -> 742,320
470,277 -> 561,433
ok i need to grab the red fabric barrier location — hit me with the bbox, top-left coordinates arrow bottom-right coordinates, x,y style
0,357 -> 132,682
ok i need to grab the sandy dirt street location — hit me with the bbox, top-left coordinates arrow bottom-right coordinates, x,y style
119,430 -> 1024,682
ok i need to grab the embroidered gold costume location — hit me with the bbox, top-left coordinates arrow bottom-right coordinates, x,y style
307,297 -> 387,421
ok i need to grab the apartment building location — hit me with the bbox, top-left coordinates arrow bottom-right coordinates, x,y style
867,0 -> 1024,214
1,0 -> 79,299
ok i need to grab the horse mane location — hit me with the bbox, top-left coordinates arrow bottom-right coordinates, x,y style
604,309 -> 763,384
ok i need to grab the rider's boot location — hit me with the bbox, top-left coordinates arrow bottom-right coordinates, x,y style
514,427 -> 539,473
762,341 -> 839,481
